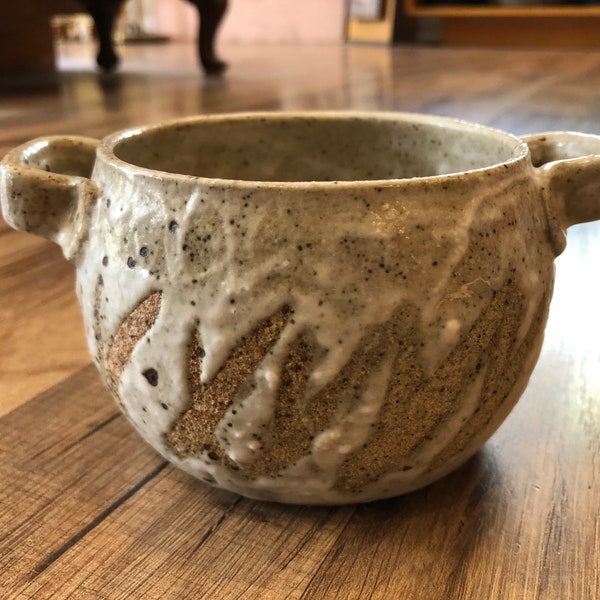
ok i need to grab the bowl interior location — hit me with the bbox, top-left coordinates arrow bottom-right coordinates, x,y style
111,114 -> 524,182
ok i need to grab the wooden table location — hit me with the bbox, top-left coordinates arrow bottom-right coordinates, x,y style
1,42 -> 599,599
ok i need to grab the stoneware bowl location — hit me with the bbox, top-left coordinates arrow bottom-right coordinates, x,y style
2,112 -> 600,504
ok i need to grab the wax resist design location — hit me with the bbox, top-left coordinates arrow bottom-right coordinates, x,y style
94,276 -> 549,501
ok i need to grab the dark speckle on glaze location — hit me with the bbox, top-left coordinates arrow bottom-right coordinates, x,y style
142,367 -> 159,386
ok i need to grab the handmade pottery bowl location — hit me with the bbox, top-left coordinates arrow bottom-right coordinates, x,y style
2,112 -> 600,504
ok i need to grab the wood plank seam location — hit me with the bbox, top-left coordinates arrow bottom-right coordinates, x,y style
187,495 -> 243,558
55,412 -> 123,460
30,461 -> 169,579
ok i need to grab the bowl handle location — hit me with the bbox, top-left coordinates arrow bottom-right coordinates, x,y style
523,131 -> 600,256
0,136 -> 99,261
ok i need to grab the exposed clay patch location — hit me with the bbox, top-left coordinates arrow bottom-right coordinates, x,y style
236,332 -> 321,476
428,285 -> 550,472
166,306 -> 290,461
333,302 -> 424,491
334,280 -> 535,492
105,291 -> 163,393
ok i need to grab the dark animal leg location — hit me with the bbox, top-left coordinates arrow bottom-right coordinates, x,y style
79,0 -> 228,75
79,0 -> 124,71
190,0 -> 229,75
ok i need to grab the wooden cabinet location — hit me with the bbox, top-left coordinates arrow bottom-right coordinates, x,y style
0,1 -> 81,75
346,0 -> 600,47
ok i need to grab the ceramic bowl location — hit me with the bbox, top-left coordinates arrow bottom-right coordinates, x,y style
2,112 -> 600,503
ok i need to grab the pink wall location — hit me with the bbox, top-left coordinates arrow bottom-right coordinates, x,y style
154,0 -> 346,44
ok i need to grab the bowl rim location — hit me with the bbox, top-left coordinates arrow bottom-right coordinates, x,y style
97,110 -> 530,190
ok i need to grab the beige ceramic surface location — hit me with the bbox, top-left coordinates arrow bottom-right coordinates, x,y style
2,112 -> 600,504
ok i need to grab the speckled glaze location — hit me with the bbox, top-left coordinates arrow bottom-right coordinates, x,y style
2,112 -> 600,504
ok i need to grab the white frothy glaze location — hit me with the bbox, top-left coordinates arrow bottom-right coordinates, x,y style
71,116 -> 557,504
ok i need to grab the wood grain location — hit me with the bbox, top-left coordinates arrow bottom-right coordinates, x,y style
0,41 -> 599,599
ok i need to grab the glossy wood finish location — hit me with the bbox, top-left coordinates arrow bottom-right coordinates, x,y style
401,0 -> 600,49
1,41 -> 599,598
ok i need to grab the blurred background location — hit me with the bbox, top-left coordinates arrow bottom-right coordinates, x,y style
2,0 -> 600,79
